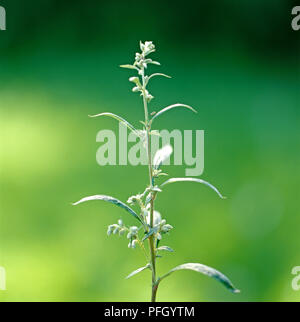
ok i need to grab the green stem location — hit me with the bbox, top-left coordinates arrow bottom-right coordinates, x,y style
141,66 -> 157,302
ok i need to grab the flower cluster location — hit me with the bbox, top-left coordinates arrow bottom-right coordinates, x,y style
107,219 -> 126,236
121,41 -> 160,103
107,220 -> 141,249
127,226 -> 139,249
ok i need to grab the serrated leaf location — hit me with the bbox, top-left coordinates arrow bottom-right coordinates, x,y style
150,104 -> 197,124
157,246 -> 174,252
88,112 -> 140,136
160,177 -> 225,199
153,145 -> 173,170
120,64 -> 138,70
160,263 -> 239,294
72,195 -> 142,224
126,264 -> 150,279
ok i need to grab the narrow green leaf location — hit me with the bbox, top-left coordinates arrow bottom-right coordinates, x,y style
150,104 -> 197,124
72,195 -> 142,224
157,246 -> 174,252
88,112 -> 140,136
147,73 -> 171,84
126,264 -> 150,279
160,263 -> 240,293
120,64 -> 138,70
160,177 -> 225,199
151,186 -> 162,193
142,228 -> 155,241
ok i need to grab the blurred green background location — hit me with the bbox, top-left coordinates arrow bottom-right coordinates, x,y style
0,0 -> 299,302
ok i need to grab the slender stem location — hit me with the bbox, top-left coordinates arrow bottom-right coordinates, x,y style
141,66 -> 157,302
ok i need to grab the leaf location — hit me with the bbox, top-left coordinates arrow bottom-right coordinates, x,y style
160,177 -> 225,199
126,264 -> 150,279
147,73 -> 171,84
153,145 -> 173,170
72,195 -> 142,224
142,228 -> 155,241
151,186 -> 162,193
120,64 -> 138,70
157,246 -> 174,252
160,263 -> 240,293
150,104 -> 197,124
88,112 -> 140,136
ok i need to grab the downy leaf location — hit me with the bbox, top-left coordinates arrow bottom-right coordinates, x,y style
160,263 -> 240,293
72,195 -> 142,224
88,112 -> 140,136
153,145 -> 173,170
160,177 -> 225,199
150,104 -> 197,124
157,246 -> 174,252
120,64 -> 138,70
126,264 -> 150,279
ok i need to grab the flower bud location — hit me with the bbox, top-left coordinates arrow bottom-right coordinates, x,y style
146,93 -> 154,102
107,225 -> 114,236
132,86 -> 140,93
162,224 -> 173,232
130,226 -> 138,235
129,76 -> 139,83
160,219 -> 166,226
132,240 -> 138,248
118,219 -> 123,226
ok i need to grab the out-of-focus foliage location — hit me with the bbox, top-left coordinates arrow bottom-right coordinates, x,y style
0,0 -> 299,301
